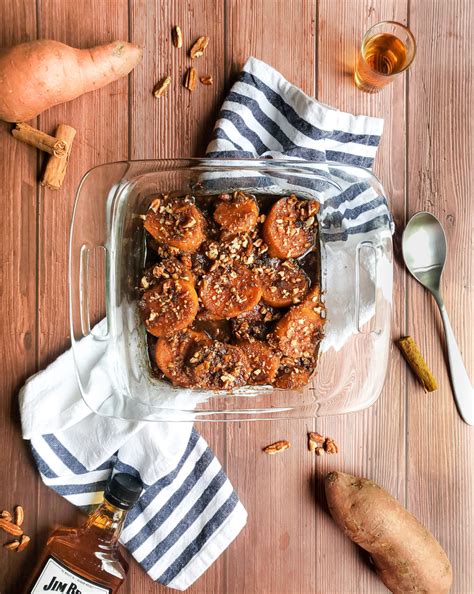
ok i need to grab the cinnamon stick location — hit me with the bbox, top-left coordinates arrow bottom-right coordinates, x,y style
12,122 -> 68,157
41,124 -> 76,190
398,336 -> 438,392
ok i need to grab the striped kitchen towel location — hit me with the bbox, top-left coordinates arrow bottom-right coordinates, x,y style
206,56 -> 392,241
19,324 -> 246,591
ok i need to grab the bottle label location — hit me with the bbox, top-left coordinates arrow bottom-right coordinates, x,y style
29,555 -> 112,594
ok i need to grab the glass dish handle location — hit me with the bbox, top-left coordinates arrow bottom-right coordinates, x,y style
355,240 -> 383,335
70,243 -> 109,342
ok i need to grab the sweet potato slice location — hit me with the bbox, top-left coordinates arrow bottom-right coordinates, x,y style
236,339 -> 280,385
272,303 -> 324,358
199,264 -> 262,319
188,341 -> 250,390
258,258 -> 309,307
231,302 -> 280,341
263,196 -> 319,258
140,256 -> 195,290
144,195 -> 206,253
214,191 -> 259,234
155,329 -> 211,387
138,279 -> 198,337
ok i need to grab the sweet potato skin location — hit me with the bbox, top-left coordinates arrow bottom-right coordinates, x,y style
0,40 -> 142,122
325,471 -> 452,594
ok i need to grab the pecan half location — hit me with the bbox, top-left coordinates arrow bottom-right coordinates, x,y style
153,76 -> 172,98
324,437 -> 339,454
172,25 -> 183,48
0,518 -> 23,536
189,36 -> 209,59
3,540 -> 20,551
200,75 -> 213,85
263,440 -> 291,455
0,510 -> 12,521
184,67 -> 197,91
308,432 -> 324,452
14,505 -> 24,527
17,534 -> 31,552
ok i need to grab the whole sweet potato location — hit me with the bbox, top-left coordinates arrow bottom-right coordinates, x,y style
0,39 -> 142,122
325,471 -> 452,594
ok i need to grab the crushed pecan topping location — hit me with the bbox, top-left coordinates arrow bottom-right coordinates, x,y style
140,192 -> 325,391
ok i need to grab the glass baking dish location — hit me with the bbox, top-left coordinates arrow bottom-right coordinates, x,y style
69,159 -> 392,422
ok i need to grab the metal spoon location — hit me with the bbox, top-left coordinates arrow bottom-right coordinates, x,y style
402,211 -> 473,424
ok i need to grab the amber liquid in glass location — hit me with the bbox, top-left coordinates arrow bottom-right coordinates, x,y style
23,501 -> 129,593
355,33 -> 408,92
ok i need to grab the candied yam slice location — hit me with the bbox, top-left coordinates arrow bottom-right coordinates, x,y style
139,279 -> 198,337
236,339 -> 281,385
214,191 -> 259,234
139,256 -> 195,290
199,264 -> 262,319
262,196 -> 319,259
155,330 -> 210,387
231,302 -> 280,341
258,258 -> 309,307
272,303 -> 324,359
188,341 -> 250,390
144,195 -> 206,253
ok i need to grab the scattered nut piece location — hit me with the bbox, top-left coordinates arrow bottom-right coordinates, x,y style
153,76 -> 172,98
200,75 -> 213,85
263,440 -> 291,455
172,25 -> 183,48
324,437 -> 339,454
308,432 -> 324,450
16,534 -> 31,552
0,510 -> 12,521
14,505 -> 24,527
315,447 -> 325,456
3,540 -> 20,551
0,518 -> 23,536
189,36 -> 209,59
184,67 -> 197,91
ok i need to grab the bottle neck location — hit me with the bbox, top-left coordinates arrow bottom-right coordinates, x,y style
84,500 -> 128,545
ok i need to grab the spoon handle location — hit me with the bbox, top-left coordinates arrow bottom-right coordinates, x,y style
435,298 -> 474,425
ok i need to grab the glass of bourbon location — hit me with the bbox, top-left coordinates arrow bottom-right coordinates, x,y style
355,21 -> 416,92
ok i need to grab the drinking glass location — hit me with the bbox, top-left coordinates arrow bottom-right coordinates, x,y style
355,21 -> 416,93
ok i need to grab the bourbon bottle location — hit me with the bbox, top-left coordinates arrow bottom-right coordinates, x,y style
24,473 -> 142,593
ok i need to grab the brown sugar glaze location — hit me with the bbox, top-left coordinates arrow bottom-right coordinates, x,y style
137,192 -> 325,391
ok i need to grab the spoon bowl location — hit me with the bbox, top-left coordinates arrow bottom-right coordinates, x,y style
402,212 -> 473,425
402,212 -> 446,292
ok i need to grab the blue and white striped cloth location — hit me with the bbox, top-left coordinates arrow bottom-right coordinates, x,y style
20,329 -> 246,591
206,57 -> 391,242
20,57 -> 391,592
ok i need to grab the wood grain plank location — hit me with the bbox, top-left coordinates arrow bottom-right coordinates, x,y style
32,1 -> 130,591
0,3 -> 39,591
316,1 -> 408,592
128,1 -> 227,592
130,0 -> 226,159
407,1 -> 474,592
224,3 -> 318,594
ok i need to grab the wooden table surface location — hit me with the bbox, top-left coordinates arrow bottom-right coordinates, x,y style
1,1 -> 472,593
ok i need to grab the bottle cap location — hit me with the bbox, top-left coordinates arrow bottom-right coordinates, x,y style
104,473 -> 143,510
